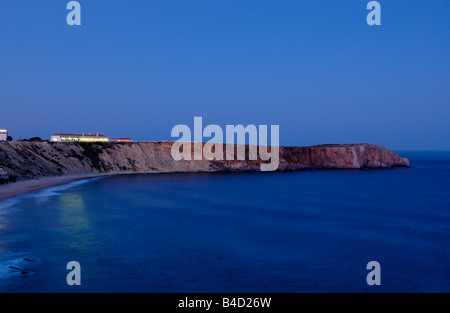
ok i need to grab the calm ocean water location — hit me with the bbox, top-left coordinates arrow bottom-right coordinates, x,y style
0,151 -> 449,292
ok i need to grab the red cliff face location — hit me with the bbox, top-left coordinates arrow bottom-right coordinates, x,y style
278,144 -> 409,170
0,142 -> 409,182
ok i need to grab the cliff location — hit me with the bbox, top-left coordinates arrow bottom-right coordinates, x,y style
0,141 -> 409,183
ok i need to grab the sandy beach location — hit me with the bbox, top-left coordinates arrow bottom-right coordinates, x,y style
0,173 -> 108,202
0,171 -> 164,202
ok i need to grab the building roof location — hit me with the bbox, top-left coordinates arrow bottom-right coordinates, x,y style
52,133 -> 108,138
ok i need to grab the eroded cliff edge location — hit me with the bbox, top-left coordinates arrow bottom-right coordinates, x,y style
0,141 -> 409,182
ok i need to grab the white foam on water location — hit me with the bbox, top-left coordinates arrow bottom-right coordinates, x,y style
0,176 -> 104,209
32,177 -> 102,200
0,198 -> 21,213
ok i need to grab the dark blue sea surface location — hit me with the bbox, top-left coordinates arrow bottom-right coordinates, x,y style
0,151 -> 449,292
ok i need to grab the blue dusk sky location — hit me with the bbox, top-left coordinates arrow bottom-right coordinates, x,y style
0,0 -> 449,150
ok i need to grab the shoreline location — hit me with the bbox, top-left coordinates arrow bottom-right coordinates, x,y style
0,166 -> 407,203
0,170 -> 206,202
0,163 -> 413,204
0,173 -> 110,202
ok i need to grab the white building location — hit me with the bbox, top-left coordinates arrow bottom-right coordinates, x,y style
51,133 -> 109,142
0,129 -> 7,141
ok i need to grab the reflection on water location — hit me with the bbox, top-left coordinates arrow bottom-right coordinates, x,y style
58,193 -> 88,230
57,193 -> 96,253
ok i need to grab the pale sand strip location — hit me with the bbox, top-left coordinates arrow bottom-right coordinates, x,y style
0,168 -> 244,203
0,173 -> 111,202
0,170 -> 179,202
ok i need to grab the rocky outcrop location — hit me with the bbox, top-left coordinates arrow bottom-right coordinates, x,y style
0,141 -> 409,182
278,144 -> 410,170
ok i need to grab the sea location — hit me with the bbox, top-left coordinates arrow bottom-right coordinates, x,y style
0,151 -> 449,292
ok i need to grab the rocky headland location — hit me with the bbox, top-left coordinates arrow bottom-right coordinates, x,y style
0,141 -> 409,184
